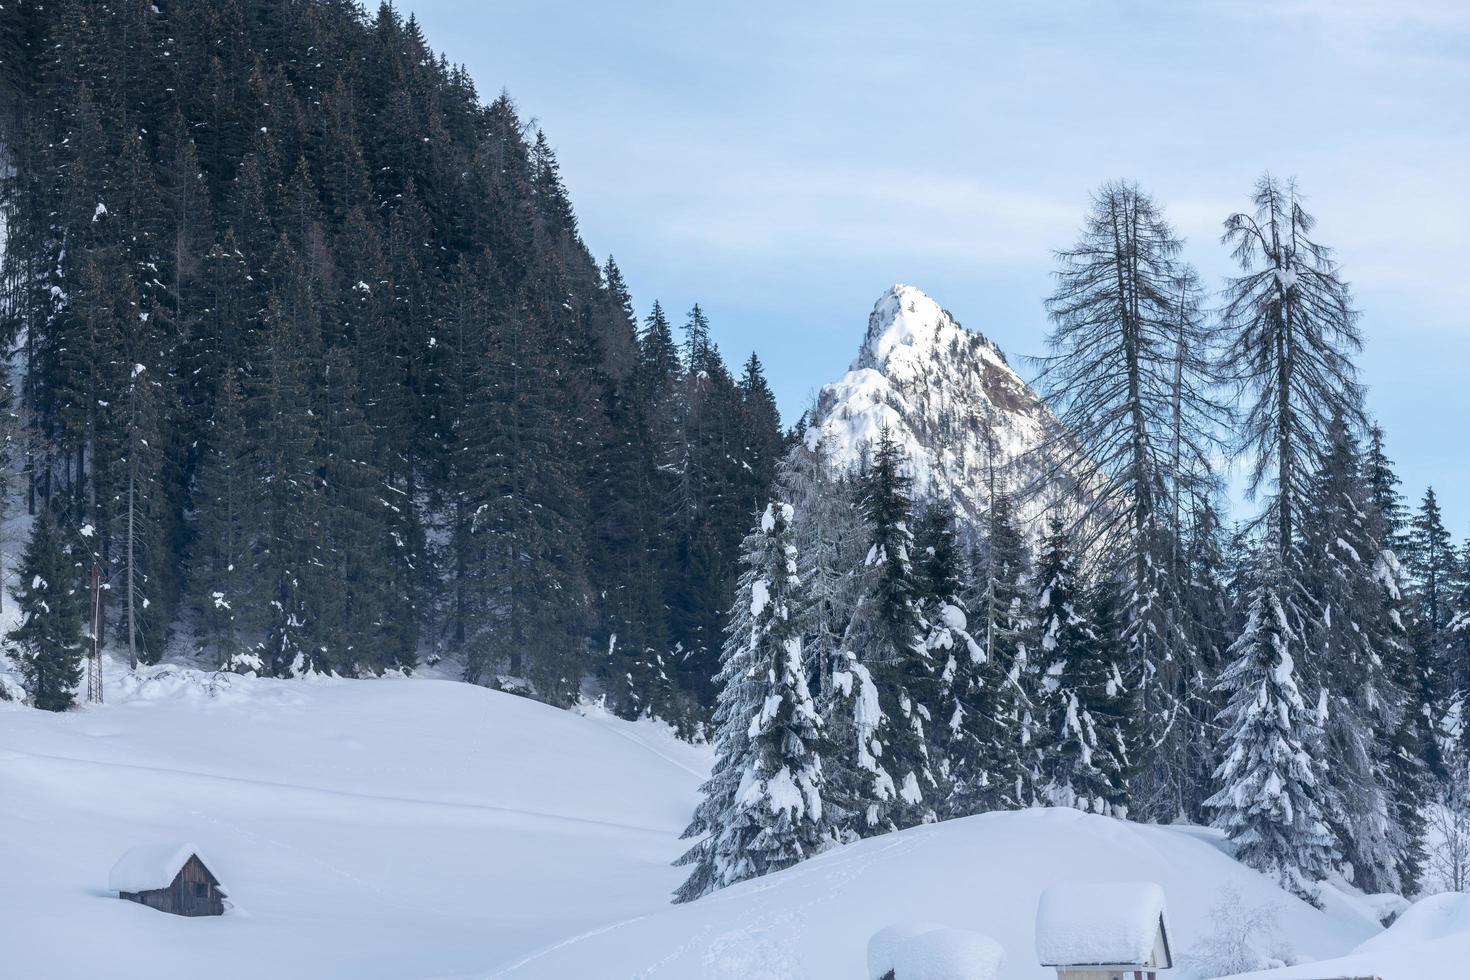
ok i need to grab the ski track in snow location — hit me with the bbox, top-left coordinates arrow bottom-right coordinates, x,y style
600,719 -> 712,780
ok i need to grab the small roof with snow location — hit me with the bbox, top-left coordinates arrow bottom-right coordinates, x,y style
108,842 -> 217,894
1034,881 -> 1171,968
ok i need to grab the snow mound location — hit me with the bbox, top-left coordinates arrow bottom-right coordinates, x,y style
893,926 -> 1005,980
1035,880 -> 1168,967
1353,891 -> 1470,952
1225,891 -> 1470,979
508,807 -> 1382,979
868,921 -> 944,979
108,841 -> 210,893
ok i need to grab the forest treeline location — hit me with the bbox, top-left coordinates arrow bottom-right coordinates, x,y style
0,0 -> 783,727
676,180 -> 1470,907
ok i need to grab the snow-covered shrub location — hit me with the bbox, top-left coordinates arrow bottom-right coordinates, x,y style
1427,757 -> 1470,894
1180,885 -> 1290,977
0,670 -> 23,702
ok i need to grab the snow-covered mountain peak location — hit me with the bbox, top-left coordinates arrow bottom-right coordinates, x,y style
854,284 -> 1008,377
811,286 -> 1071,529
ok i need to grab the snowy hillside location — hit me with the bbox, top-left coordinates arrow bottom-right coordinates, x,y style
0,664 -> 709,980
810,285 -> 1079,529
8,667 -> 1452,980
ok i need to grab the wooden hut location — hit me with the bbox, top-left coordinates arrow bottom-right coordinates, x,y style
109,842 -> 226,917
1034,881 -> 1172,980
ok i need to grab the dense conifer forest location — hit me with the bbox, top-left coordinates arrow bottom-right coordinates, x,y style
0,0 -> 784,729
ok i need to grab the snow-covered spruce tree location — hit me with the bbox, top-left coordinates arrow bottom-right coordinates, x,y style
1452,550 -> 1470,754
1212,175 -> 1365,896
1378,542 -> 1431,894
781,432 -> 876,834
246,282 -> 326,678
827,648 -> 896,838
948,490 -> 1033,815
1407,487 -> 1456,751
1206,561 -> 1337,905
1300,412 -> 1415,893
779,427 -> 867,702
1084,577 -> 1137,813
1179,497 -> 1231,820
843,426 -> 938,829
1038,181 -> 1228,820
913,498 -> 983,801
7,513 -> 86,712
1366,425 -> 1410,553
673,502 -> 837,902
189,367 -> 259,672
1033,518 -> 1130,814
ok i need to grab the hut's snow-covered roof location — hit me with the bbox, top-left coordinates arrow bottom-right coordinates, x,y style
109,842 -> 212,893
1034,881 -> 1170,967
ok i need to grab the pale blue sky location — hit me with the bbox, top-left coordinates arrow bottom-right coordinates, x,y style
408,0 -> 1469,528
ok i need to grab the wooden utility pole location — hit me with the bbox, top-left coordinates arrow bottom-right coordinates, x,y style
86,563 -> 103,704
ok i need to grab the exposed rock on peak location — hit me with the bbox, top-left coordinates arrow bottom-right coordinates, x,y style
810,285 -> 1070,528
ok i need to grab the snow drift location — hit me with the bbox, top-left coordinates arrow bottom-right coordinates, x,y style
1227,891 -> 1470,980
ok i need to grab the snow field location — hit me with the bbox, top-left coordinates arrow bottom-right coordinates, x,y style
4,664 -> 1461,979
0,664 -> 708,979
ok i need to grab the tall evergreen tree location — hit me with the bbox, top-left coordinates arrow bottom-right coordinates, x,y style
948,490 -> 1033,815
673,502 -> 837,902
1366,424 -> 1409,551
912,499 -> 982,799
7,513 -> 86,711
1212,175 -> 1365,893
844,427 -> 937,828
1033,518 -> 1130,815
780,430 -> 865,705
1039,181 -> 1227,820
246,286 -> 324,677
1451,542 -> 1470,749
460,287 -> 590,702
1179,496 -> 1230,820
189,367 -> 257,670
1407,487 -> 1456,742
1207,563 -> 1338,904
736,353 -> 784,515
1301,413 -> 1413,893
